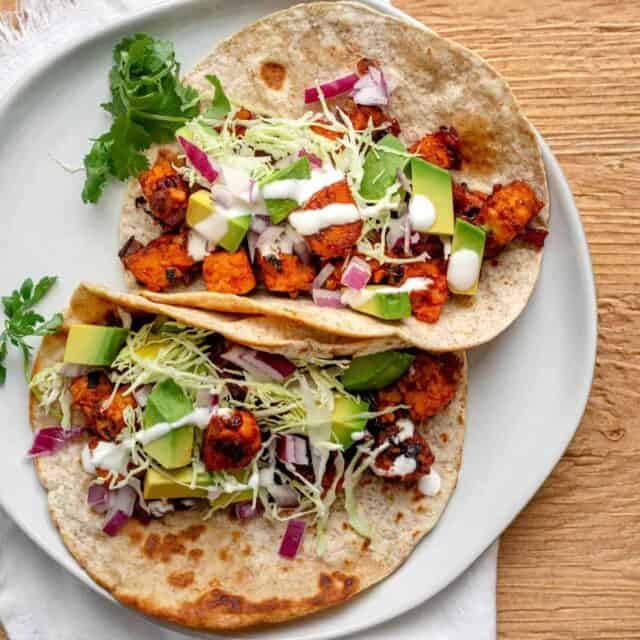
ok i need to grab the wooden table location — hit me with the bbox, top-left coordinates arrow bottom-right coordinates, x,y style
1,0 -> 639,638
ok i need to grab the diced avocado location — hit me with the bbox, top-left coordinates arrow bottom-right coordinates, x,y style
209,489 -> 253,509
186,190 -> 214,227
360,134 -> 408,201
143,380 -> 194,470
263,156 -> 311,224
63,324 -> 128,366
218,215 -> 251,252
331,395 -> 370,450
354,287 -> 412,320
448,219 -> 486,295
143,466 -> 207,500
410,158 -> 454,235
342,351 -> 415,391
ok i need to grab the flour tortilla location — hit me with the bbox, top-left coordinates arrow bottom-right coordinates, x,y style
119,1 -> 548,352
30,283 -> 467,630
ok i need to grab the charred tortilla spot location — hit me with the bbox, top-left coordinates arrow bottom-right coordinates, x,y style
142,531 -> 189,562
175,572 -> 358,622
118,235 -> 143,259
260,62 -> 286,90
242,544 -> 252,557
188,548 -> 204,564
218,548 -> 230,562
180,525 -> 206,542
168,570 -> 195,589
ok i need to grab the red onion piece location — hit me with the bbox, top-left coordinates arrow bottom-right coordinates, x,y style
298,150 -> 322,168
27,426 -> 84,458
312,289 -> 344,308
102,509 -> 130,536
250,216 -> 269,234
221,347 -> 296,382
235,501 -> 262,520
279,519 -> 306,559
248,179 -> 258,204
196,389 -> 219,408
387,216 -> 405,250
178,136 -> 218,183
304,73 -> 359,104
109,486 -> 136,517
87,484 -> 110,513
404,215 -> 412,254
277,435 -> 310,466
59,363 -> 95,378
411,232 -> 420,245
340,257 -> 371,290
284,226 -> 311,265
351,67 -> 389,106
312,263 -> 335,289
256,226 -> 292,257
268,484 -> 300,508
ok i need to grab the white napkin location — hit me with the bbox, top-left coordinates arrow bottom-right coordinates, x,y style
0,1 -> 499,638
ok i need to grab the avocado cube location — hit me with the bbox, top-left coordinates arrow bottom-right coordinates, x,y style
143,466 -> 207,500
448,218 -> 486,295
263,157 -> 311,224
360,134 -> 408,201
186,190 -> 214,227
143,380 -> 194,470
64,325 -> 128,366
410,158 -> 454,235
355,288 -> 412,320
218,215 -> 251,252
342,351 -> 415,391
331,395 -> 370,450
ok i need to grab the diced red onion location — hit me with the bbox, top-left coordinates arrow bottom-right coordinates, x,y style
248,179 -> 258,204
27,426 -> 84,458
59,363 -> 95,378
235,501 -> 262,520
211,184 -> 233,208
386,216 -> 407,250
396,168 -> 412,194
351,67 -> 389,107
247,231 -> 259,262
411,232 -> 420,245
277,435 -> 309,466
268,484 -> 300,508
221,347 -> 295,382
312,289 -> 344,308
304,73 -> 359,104
87,484 -> 110,513
133,384 -> 153,408
312,263 -> 335,289
102,509 -> 130,536
278,519 -> 306,559
404,215 -> 412,254
178,136 -> 218,183
298,149 -> 322,168
256,226 -> 292,257
340,257 -> 371,290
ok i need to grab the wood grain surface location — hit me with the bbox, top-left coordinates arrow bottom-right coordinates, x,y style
1,0 -> 639,639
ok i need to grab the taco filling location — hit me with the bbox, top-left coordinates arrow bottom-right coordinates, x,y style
30,307 -> 463,555
120,58 -> 546,325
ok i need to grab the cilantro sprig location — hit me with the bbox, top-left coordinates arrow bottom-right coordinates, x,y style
0,277 -> 63,384
82,33 -> 201,204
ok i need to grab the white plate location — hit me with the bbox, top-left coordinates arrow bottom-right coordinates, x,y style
0,1 -> 597,638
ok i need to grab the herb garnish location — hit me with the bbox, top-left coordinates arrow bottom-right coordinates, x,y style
82,33 -> 201,204
0,277 -> 63,384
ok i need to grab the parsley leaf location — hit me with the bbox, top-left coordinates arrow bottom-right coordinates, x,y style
0,276 -> 63,384
82,33 -> 201,204
203,75 -> 231,120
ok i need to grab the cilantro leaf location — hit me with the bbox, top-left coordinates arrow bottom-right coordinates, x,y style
0,276 -> 63,384
204,75 -> 231,120
82,33 -> 201,204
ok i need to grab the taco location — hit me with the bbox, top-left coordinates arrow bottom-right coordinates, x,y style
28,283 -> 467,629
118,1 -> 548,352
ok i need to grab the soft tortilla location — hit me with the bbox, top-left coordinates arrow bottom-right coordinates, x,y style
30,283 -> 467,629
120,1 -> 548,352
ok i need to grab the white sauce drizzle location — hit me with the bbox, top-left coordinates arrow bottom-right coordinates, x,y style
288,203 -> 360,236
392,418 -> 415,444
441,236 -> 452,260
341,277 -> 433,309
447,248 -> 481,291
372,454 -> 417,478
81,441 -> 131,476
187,229 -> 209,261
261,167 -> 344,204
351,430 -> 366,441
408,194 -> 436,232
418,470 -> 442,497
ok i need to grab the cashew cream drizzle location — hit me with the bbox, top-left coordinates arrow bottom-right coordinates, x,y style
418,469 -> 442,497
288,203 -> 360,236
447,248 -> 481,291
261,167 -> 344,203
372,454 -> 417,478
408,194 -> 436,232
341,277 -> 433,309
